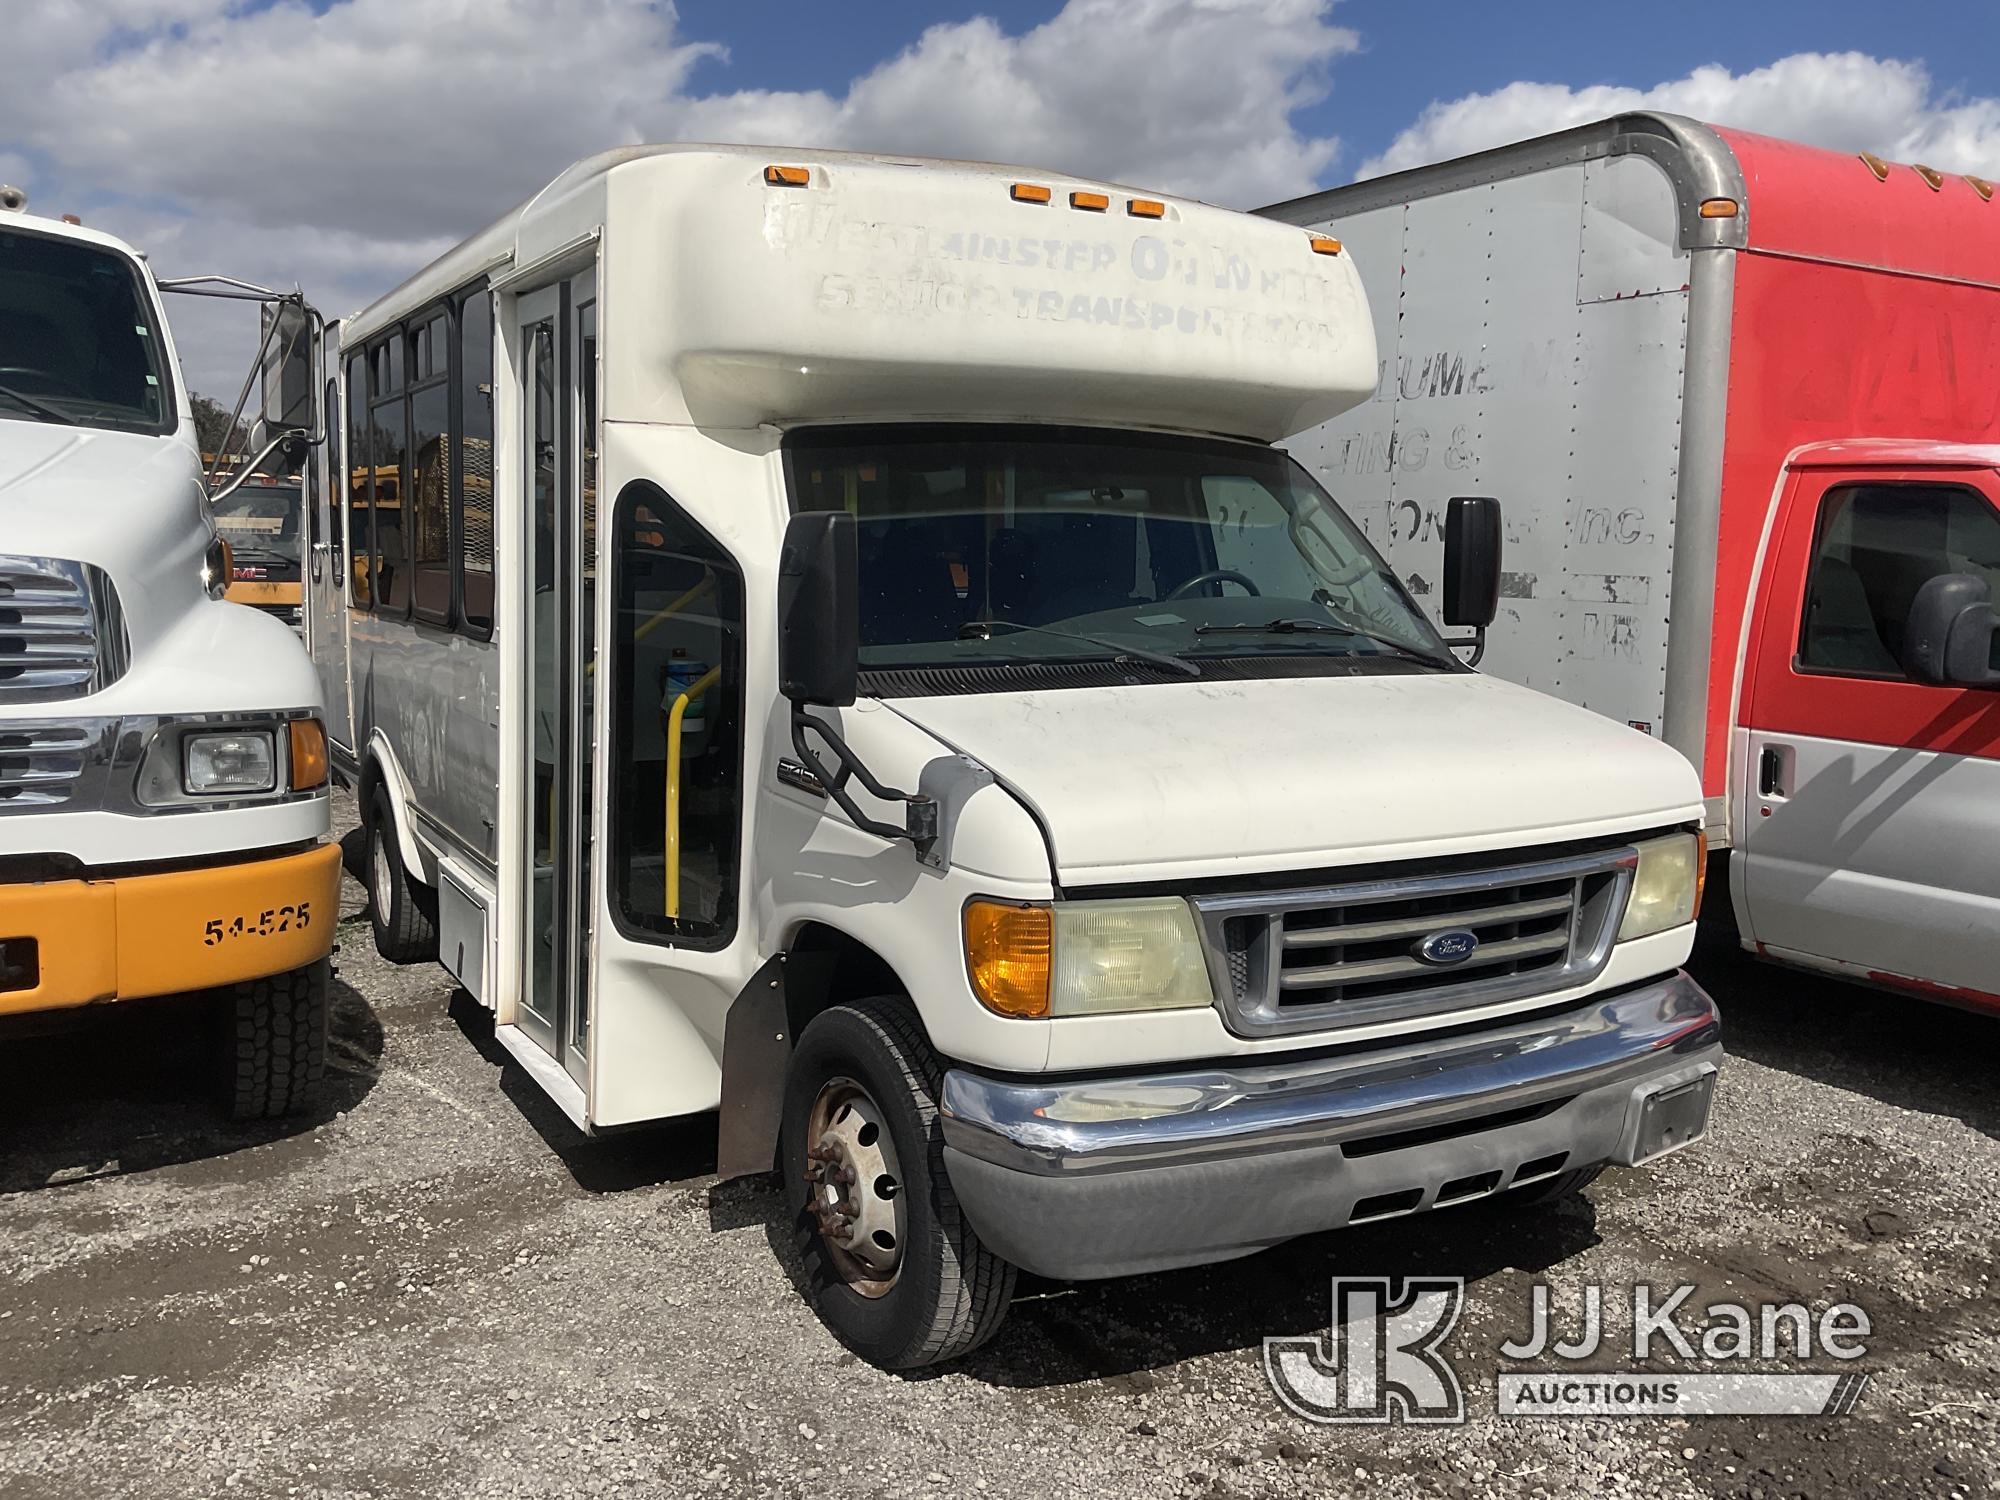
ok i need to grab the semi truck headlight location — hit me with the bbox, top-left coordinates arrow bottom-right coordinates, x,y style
1617,832 -> 1704,941
964,897 -> 1214,1018
184,731 -> 276,794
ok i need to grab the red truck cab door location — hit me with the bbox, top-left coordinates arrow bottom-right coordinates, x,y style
1735,464 -> 2000,1011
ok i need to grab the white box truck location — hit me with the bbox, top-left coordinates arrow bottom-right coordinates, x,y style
308,145 -> 1721,1367
1265,113 -> 2000,1017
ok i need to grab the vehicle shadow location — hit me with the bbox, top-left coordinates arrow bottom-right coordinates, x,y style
736,1165 -> 1595,1387
443,989 -> 719,1193
1686,919 -> 2000,1141
0,974 -> 382,1195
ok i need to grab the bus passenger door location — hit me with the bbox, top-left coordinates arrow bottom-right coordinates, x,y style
514,277 -> 595,1089
1735,467 -> 2000,1005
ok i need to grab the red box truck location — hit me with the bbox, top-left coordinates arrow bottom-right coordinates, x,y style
1263,113 -> 2000,1014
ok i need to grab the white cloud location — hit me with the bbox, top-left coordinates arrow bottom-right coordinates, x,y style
7,0 -> 1355,394
1361,51 -> 2000,179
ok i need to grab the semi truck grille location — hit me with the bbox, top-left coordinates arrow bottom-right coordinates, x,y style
0,722 -> 98,809
0,557 -> 127,704
1191,845 -> 1638,1038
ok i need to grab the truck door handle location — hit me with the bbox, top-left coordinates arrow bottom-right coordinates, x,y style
1759,745 -> 1786,798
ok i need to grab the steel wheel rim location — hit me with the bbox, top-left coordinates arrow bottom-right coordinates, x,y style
370,826 -> 395,916
803,1076 -> 906,1297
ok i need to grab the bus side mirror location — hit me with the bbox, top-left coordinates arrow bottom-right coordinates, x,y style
1903,573 -> 2000,687
778,511 -> 859,706
1443,496 -> 1502,628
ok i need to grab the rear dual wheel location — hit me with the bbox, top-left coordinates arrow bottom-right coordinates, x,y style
782,997 -> 1017,1370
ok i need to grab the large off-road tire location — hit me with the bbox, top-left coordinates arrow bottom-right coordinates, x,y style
365,785 -> 437,964
782,997 -> 1018,1370
221,958 -> 329,1120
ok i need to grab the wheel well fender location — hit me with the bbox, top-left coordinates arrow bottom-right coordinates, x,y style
358,736 -> 428,885
714,924 -> 920,1181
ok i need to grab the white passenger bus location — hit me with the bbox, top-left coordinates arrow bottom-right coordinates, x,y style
309,146 -> 1722,1367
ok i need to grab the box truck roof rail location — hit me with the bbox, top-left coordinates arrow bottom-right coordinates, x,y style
342,144 -> 1378,441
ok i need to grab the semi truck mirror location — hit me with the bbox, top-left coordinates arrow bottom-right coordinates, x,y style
1443,496 -> 1502,628
778,510 -> 860,706
1902,573 -> 2000,688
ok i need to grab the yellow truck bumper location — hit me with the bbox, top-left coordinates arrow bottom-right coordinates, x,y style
0,843 -> 340,1016
225,580 -> 302,609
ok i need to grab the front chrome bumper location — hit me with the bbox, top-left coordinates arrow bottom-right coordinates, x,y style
939,972 -> 1720,1280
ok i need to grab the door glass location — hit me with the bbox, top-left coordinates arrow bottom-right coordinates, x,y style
523,317 -> 560,1036
1799,483 -> 2000,675
570,300 -> 597,1055
609,487 -> 743,944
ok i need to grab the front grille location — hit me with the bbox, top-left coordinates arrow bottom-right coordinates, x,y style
0,556 -> 127,704
1193,846 -> 1636,1038
0,722 -> 98,809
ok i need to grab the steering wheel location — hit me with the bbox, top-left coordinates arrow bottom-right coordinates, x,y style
1166,568 -> 1261,600
0,365 -> 85,398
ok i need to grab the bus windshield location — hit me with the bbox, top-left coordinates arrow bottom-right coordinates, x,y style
785,425 -> 1452,678
0,224 -> 173,435
212,483 -> 302,569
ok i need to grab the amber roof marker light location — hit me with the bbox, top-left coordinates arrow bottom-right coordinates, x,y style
1914,164 -> 1946,192
1859,152 -> 1893,182
1010,182 -> 1053,204
1128,198 -> 1167,219
1969,175 -> 1996,203
763,165 -> 810,187
1069,190 -> 1109,212
1309,235 -> 1343,255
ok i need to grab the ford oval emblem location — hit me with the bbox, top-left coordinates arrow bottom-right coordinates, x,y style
1415,928 -> 1480,966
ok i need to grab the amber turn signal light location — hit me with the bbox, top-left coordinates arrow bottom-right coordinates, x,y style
289,717 -> 329,792
963,901 -> 1052,1018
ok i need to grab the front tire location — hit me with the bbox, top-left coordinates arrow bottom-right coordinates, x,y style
365,786 -> 437,964
782,997 -> 1017,1369
220,958 -> 329,1120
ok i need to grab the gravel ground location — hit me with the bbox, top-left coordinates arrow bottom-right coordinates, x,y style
1,789 -> 1995,1499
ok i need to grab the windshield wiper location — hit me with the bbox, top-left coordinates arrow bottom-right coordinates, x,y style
1193,616 -> 1456,670
0,383 -> 77,425
956,619 -> 1200,678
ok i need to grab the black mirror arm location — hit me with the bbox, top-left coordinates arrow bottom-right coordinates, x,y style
1443,626 -> 1487,667
791,708 -> 939,850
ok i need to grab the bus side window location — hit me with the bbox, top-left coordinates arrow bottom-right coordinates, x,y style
608,484 -> 743,947
456,288 -> 494,637
345,350 -> 371,608
370,343 -> 411,615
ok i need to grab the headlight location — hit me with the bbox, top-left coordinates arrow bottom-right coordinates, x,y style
964,897 -> 1215,1018
184,731 -> 276,794
1617,831 -> 1704,941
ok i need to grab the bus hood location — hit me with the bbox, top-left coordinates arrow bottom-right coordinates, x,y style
884,671 -> 1703,886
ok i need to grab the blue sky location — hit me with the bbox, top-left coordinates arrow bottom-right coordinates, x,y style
6,0 -> 1997,393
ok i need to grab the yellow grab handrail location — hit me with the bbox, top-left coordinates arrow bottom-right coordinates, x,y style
664,665 -> 721,918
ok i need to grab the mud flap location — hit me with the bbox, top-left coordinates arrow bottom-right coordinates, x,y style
716,955 -> 792,1180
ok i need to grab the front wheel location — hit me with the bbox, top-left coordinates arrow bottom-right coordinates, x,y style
218,958 -> 329,1120
782,997 -> 1017,1369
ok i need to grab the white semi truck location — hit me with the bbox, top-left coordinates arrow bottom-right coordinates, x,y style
308,145 -> 1721,1367
0,194 -> 338,1117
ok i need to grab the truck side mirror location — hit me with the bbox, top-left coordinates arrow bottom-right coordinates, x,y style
778,511 -> 859,706
1443,496 -> 1502,628
1902,573 -> 2000,687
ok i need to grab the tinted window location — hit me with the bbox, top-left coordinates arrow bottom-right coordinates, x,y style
345,351 -> 372,607
0,225 -> 171,434
1800,483 -> 2000,676
410,381 -> 451,621
457,289 -> 494,635
370,396 -> 409,613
